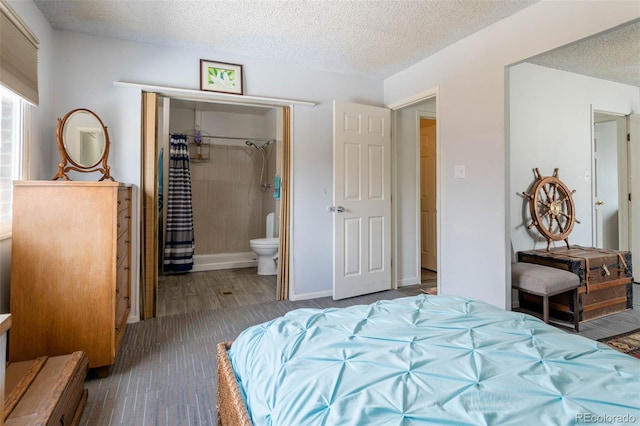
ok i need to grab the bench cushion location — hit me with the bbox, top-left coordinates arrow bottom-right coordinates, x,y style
512,262 -> 579,294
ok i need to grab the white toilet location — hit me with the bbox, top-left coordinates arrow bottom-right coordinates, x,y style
250,212 -> 279,275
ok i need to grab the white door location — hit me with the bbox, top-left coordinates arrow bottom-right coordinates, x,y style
332,101 -> 391,300
630,114 -> 640,261
420,118 -> 437,271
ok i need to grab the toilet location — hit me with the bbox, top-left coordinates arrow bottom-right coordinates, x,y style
250,212 -> 279,275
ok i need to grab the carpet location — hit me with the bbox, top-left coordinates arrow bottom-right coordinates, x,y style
80,289 -> 411,425
598,328 -> 640,359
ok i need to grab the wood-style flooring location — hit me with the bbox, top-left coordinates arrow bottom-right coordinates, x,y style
157,268 -> 276,317
158,267 -> 639,341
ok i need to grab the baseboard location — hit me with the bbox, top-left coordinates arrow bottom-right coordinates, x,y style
398,277 -> 419,287
289,290 -> 333,301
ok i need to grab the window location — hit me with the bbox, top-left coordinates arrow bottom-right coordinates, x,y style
0,84 -> 26,239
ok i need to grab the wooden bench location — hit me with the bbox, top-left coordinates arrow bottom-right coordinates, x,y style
512,262 -> 580,332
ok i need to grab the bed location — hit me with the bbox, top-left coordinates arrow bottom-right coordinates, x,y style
217,295 -> 640,425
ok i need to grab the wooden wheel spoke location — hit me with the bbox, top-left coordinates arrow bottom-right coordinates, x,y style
542,185 -> 552,203
551,183 -> 558,201
539,209 -> 551,219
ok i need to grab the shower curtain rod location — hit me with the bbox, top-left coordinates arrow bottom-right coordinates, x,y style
171,133 -> 275,143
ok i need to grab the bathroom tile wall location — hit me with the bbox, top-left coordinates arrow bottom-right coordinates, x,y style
191,144 -> 266,254
166,104 -> 280,256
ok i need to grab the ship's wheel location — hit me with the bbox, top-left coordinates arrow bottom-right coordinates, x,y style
523,168 -> 580,251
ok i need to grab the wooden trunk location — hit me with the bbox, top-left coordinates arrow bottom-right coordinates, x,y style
4,352 -> 89,426
517,245 -> 633,322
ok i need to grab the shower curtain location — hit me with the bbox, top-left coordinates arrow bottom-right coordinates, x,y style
163,134 -> 195,272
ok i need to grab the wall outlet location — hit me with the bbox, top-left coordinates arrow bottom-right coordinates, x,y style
454,165 -> 466,179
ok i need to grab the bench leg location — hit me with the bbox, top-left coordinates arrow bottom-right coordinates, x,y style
542,295 -> 549,324
573,289 -> 580,332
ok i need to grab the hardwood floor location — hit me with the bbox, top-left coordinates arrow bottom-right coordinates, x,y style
157,267 -> 276,317
420,268 -> 437,287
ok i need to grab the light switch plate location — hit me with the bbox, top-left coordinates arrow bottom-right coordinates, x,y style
454,165 -> 465,179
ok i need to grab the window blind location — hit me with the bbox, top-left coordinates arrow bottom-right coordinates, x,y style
0,0 -> 39,106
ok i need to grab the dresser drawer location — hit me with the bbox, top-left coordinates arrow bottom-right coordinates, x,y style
116,233 -> 130,268
117,206 -> 130,236
115,290 -> 129,334
116,260 -> 130,298
117,188 -> 130,212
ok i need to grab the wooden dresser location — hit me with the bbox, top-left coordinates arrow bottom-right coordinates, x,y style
9,181 -> 132,375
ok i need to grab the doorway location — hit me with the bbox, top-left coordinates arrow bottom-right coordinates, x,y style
592,110 -> 630,250
156,99 -> 282,315
388,93 -> 439,293
141,92 -> 292,319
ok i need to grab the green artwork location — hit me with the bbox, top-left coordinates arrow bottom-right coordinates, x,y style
208,67 -> 236,89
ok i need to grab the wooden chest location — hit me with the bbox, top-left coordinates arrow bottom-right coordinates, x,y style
4,352 -> 88,426
517,245 -> 633,322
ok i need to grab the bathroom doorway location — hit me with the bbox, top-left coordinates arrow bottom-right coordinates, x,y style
144,94 -> 289,317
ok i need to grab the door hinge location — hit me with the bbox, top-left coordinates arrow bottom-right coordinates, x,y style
628,133 -> 631,142
629,193 -> 632,202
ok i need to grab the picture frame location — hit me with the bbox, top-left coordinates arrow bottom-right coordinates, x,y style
200,59 -> 243,95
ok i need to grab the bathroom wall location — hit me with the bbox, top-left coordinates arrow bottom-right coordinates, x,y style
262,108 -> 281,236
189,108 -> 278,255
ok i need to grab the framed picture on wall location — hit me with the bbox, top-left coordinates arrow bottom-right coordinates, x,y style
200,60 -> 244,95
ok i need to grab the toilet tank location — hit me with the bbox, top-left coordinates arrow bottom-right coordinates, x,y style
266,212 -> 276,238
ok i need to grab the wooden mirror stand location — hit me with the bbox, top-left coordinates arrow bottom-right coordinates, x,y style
52,108 -> 114,181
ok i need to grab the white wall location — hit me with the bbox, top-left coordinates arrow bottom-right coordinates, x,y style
1,0 -> 56,314
46,26 -> 383,302
509,63 -> 639,260
384,0 -> 640,309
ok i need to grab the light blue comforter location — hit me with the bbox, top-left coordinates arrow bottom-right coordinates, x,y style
229,295 -> 640,425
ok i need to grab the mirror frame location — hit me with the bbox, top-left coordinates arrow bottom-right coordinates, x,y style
53,108 -> 114,181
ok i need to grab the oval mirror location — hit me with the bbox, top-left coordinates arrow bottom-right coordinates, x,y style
53,108 -> 114,181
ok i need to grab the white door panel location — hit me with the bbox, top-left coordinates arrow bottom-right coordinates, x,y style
630,114 -> 640,270
333,101 -> 391,300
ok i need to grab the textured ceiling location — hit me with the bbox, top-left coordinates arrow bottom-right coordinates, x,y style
34,0 -> 539,78
526,21 -> 640,88
33,1 -> 639,86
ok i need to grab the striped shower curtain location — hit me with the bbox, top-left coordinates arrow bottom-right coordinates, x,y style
163,134 -> 195,272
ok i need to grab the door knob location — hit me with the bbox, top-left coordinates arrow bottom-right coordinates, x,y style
596,200 -> 605,206
328,206 -> 345,213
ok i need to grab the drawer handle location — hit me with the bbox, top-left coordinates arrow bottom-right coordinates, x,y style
117,200 -> 121,206
125,215 -> 131,219
116,287 -> 120,294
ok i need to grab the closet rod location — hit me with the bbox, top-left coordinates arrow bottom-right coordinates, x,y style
172,133 -> 275,143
